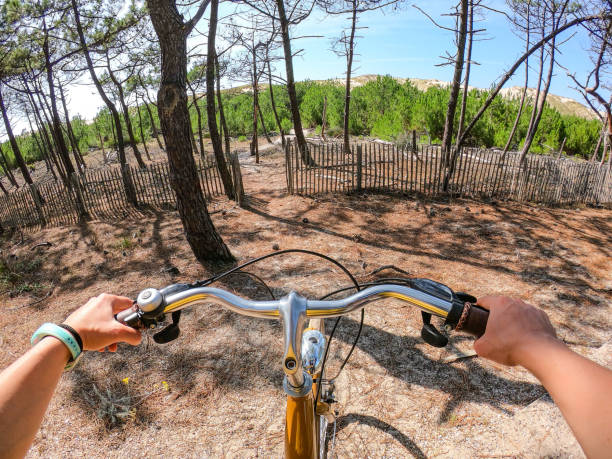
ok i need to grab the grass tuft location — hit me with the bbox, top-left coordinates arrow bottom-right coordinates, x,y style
0,256 -> 44,296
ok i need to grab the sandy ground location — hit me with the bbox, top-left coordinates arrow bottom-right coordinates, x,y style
0,140 -> 610,458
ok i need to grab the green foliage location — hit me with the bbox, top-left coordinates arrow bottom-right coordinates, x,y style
71,115 -> 94,152
299,81 -> 344,129
1,78 -> 601,175
116,237 -> 132,250
563,116 -> 600,156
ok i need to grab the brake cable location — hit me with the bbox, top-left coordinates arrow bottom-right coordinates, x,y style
223,270 -> 277,300
187,249 -> 367,416
191,249 -> 360,290
317,278 -> 415,384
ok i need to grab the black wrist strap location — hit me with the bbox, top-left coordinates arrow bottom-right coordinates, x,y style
58,324 -> 83,352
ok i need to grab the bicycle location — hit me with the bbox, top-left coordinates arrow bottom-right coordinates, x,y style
116,250 -> 488,459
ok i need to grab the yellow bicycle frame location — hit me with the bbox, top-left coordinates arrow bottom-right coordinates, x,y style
129,282 -> 459,458
285,319 -> 327,459
286,391 -> 317,458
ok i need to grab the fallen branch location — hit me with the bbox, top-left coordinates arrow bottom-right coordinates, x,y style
11,289 -> 54,310
31,242 -> 52,250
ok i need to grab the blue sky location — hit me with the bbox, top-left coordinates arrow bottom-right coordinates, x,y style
282,0 -> 595,100
39,1 -> 602,127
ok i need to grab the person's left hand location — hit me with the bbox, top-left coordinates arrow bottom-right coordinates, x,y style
63,293 -> 142,352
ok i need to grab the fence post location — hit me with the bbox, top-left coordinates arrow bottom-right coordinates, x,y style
412,130 -> 417,152
285,142 -> 294,194
70,173 -> 89,221
356,144 -> 363,191
230,153 -> 245,207
29,183 -> 46,227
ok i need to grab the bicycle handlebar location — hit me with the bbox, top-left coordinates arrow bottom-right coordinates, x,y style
116,281 -> 488,337
116,279 -> 488,388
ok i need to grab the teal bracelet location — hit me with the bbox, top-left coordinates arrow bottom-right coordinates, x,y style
31,323 -> 83,370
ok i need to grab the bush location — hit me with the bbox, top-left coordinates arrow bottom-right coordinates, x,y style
2,77 -> 600,178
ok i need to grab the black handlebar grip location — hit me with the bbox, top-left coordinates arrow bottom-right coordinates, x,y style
115,305 -> 142,328
455,303 -> 489,337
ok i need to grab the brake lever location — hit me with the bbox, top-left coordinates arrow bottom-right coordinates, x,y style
153,311 -> 181,344
421,311 -> 448,347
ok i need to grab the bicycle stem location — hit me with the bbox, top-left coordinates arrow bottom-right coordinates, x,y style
121,283 -> 482,395
279,292 -> 310,390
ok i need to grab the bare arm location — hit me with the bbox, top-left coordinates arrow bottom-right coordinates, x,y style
0,294 -> 141,458
474,296 -> 612,459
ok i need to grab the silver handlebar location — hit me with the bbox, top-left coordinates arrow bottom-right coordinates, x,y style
147,284 -> 453,319
134,284 -> 455,391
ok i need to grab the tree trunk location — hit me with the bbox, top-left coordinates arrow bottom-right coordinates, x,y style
519,34 -> 556,165
519,9 -> 552,164
602,127 -> 610,165
0,83 -> 34,186
455,0 -> 474,144
43,29 -> 77,184
110,118 -> 118,150
250,47 -> 259,162
35,86 -> 68,180
276,0 -> 314,165
524,48 -> 545,150
503,6 -> 530,156
321,95 -> 327,141
590,123 -> 604,161
25,83 -> 56,169
189,119 -> 200,156
0,144 -> 18,187
143,97 -> 165,151
147,0 -> 233,263
136,103 -> 152,160
441,0 -> 468,164
94,118 -> 106,157
556,137 -> 566,159
58,83 -> 84,173
343,1 -> 358,154
215,53 -> 231,155
25,107 -> 56,178
267,58 -> 285,147
443,13 -> 598,188
187,78 -> 206,161
206,0 -> 235,199
28,79 -> 66,180
521,41 -> 544,153
258,103 -> 271,144
105,54 -> 146,168
71,0 -> 137,206
42,23 -> 89,215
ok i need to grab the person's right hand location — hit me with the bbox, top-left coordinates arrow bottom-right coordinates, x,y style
63,293 -> 142,352
473,296 -> 559,366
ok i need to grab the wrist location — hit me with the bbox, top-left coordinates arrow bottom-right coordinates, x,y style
31,323 -> 83,370
513,335 -> 567,373
62,319 -> 89,350
35,336 -> 72,363
59,323 -> 84,351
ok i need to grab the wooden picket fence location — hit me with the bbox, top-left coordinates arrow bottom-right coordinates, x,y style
0,154 -> 238,230
285,141 -> 612,206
